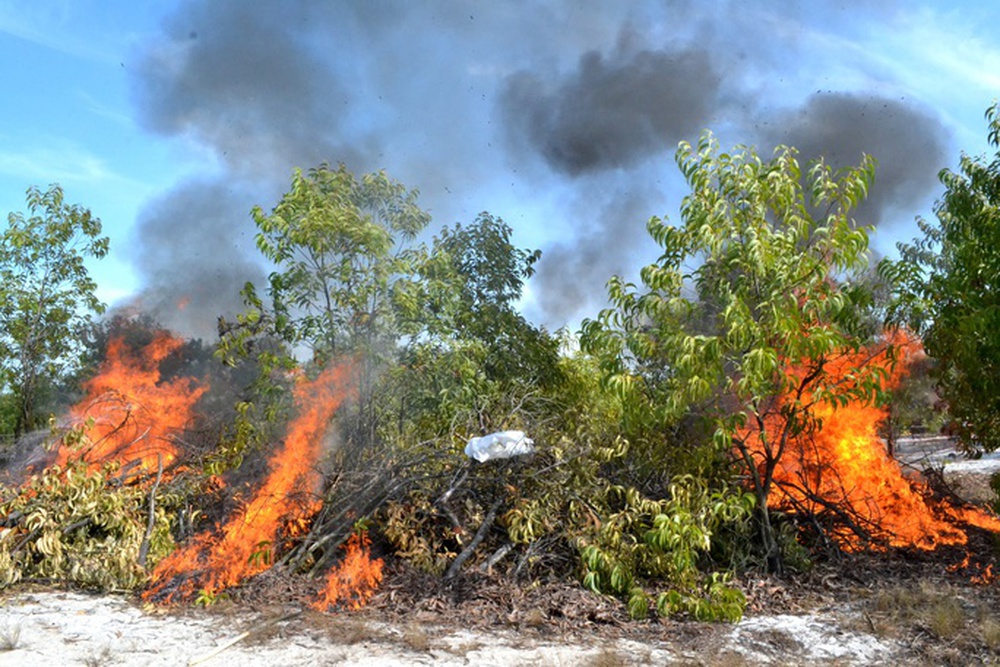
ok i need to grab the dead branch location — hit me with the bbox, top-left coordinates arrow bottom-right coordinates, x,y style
480,542 -> 515,573
445,497 -> 503,580
138,454 -> 164,569
186,609 -> 301,666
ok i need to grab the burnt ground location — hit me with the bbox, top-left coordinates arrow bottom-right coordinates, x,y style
208,540 -> 997,666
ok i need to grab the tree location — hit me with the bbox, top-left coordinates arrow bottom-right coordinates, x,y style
0,185 -> 108,437
387,213 -> 562,439
581,132 -> 885,571
883,102 -> 1000,453
241,163 -> 431,452
431,214 -> 560,389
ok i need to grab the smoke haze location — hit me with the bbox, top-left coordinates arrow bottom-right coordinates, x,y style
125,1 -> 951,335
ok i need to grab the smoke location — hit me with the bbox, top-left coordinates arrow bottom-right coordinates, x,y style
124,1 -> 953,334
531,179 -> 663,324
499,34 -> 729,322
128,178 -> 265,340
500,45 -> 721,175
759,93 -> 948,228
128,1 -> 372,337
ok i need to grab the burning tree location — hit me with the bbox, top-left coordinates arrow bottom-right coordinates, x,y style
582,132 -> 889,572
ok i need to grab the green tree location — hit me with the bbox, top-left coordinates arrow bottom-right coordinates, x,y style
883,102 -> 1000,453
0,185 -> 108,437
252,163 -> 430,360
387,213 -> 562,440
242,163 -> 431,451
581,132 -> 885,571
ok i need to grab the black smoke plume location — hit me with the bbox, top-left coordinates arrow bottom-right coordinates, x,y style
759,93 -> 948,228
124,2 -> 953,333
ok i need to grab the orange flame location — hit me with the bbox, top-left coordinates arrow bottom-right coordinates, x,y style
53,334 -> 207,479
746,330 -> 1000,551
948,552 -> 996,585
311,530 -> 384,611
144,361 -> 355,603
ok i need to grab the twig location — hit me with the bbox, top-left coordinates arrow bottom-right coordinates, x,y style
187,631 -> 249,666
62,518 -> 93,534
480,542 -> 515,573
138,453 -> 164,569
445,497 -> 503,580
187,610 -> 301,666
436,462 -> 471,541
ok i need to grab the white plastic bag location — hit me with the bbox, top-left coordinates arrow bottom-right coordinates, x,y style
464,430 -> 534,462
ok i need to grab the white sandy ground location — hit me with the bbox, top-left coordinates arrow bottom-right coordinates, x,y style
0,590 -> 898,666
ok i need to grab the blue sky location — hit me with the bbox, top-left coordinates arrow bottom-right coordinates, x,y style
0,2 -> 998,338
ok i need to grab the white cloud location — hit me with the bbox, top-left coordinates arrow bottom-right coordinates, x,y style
0,139 -> 152,194
0,2 -> 118,64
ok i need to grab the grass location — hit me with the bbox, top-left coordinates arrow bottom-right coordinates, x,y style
0,622 -> 21,651
862,578 -> 1000,665
869,581 -> 969,640
522,607 -> 547,628
926,596 -> 964,640
313,613 -> 390,646
980,618 -> 1000,651
401,622 -> 431,652
583,648 -> 631,667
82,645 -> 114,667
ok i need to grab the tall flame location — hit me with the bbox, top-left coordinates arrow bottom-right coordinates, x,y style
747,330 -> 1000,551
144,361 -> 355,603
53,334 -> 207,479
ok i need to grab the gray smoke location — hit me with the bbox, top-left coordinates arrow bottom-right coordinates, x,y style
500,36 -> 728,323
500,45 -> 721,175
128,178 -> 265,340
759,93 -> 948,228
128,1 -> 372,337
125,1 -> 953,335
531,179 -> 663,324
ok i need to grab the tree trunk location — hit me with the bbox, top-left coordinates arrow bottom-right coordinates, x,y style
757,498 -> 784,575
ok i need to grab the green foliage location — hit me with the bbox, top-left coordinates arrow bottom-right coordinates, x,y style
578,474 -> 753,620
581,132 -> 886,570
383,214 -> 561,443
405,213 -> 557,386
0,392 -> 16,437
0,185 -> 108,436
239,163 -> 436,469
881,353 -> 946,439
214,284 -> 298,476
0,462 -> 174,591
655,572 -> 746,622
883,102 -> 1000,453
252,162 -> 430,362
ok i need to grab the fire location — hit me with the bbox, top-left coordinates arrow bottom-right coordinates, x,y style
144,361 -> 355,604
948,552 -> 997,585
53,333 -> 207,479
311,530 -> 384,611
748,330 -> 1000,551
